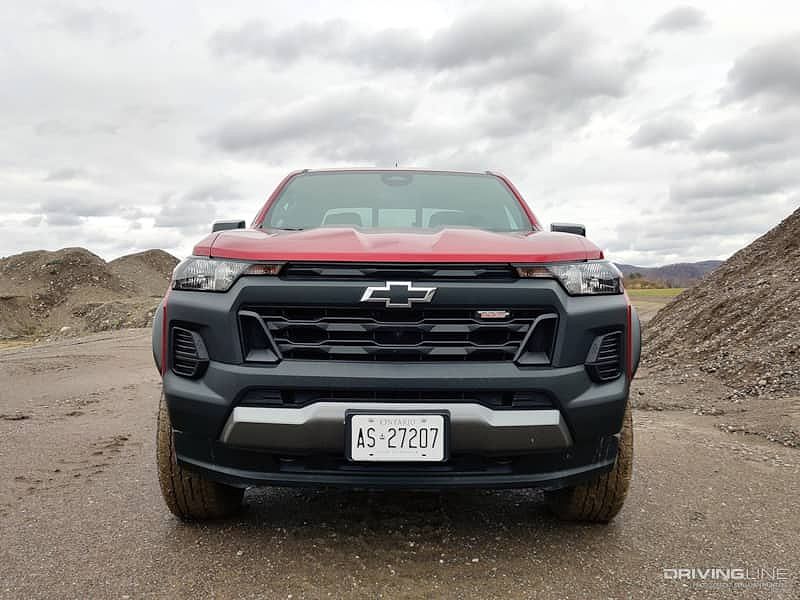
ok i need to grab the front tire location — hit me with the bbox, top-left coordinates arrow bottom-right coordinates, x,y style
156,394 -> 243,520
546,402 -> 633,523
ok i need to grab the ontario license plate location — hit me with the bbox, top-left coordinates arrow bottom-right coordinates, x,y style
348,413 -> 447,462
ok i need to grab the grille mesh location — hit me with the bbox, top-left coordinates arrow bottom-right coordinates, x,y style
241,306 -> 553,362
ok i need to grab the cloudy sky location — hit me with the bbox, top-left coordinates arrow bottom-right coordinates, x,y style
1,1 -> 798,265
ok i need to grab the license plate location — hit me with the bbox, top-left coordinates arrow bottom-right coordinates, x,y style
347,413 -> 447,462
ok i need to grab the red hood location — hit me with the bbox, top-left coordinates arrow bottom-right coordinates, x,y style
194,228 -> 602,263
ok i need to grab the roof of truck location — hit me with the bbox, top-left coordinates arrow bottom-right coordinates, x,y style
300,168 -> 498,176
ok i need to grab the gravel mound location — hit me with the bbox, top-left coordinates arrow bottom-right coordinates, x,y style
0,247 -> 177,339
644,207 -> 800,398
108,250 -> 178,298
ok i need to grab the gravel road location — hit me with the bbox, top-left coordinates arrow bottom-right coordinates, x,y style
1,330 -> 798,599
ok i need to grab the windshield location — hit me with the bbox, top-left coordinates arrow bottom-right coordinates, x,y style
261,171 -> 533,232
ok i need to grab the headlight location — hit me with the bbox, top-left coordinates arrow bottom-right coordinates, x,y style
517,261 -> 622,295
172,258 -> 283,291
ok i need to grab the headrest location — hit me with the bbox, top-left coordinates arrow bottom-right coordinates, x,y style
428,210 -> 471,228
323,212 -> 363,226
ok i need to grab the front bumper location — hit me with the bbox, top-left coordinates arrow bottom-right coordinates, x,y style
156,274 -> 638,490
163,360 -> 629,490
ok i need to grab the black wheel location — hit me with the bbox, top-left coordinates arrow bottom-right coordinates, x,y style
156,394 -> 243,520
546,402 -> 633,523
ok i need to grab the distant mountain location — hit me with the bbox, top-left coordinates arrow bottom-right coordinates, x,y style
614,260 -> 723,287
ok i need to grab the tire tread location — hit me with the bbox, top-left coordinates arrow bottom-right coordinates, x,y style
546,402 -> 633,523
156,394 -> 243,520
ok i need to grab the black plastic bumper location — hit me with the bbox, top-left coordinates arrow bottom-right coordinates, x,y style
154,275 -> 639,490
163,360 -> 630,446
174,429 -> 619,490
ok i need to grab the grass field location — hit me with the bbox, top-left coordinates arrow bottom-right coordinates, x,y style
0,339 -> 33,350
627,288 -> 685,323
627,288 -> 685,298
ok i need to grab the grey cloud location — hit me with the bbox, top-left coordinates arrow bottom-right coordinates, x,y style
426,6 -> 568,71
45,213 -> 83,227
695,115 -> 790,153
37,194 -> 121,230
210,19 -> 351,63
119,206 -> 146,220
182,181 -> 242,204
449,45 -> 636,122
607,197 -> 792,260
35,119 -> 119,137
670,168 -> 793,202
154,181 -> 241,229
23,215 -> 43,227
205,87 -> 529,167
630,115 -> 694,147
210,6 -> 639,100
649,6 -> 709,33
700,139 -> 800,169
52,7 -> 142,44
208,8 -> 641,163
121,104 -> 177,128
724,35 -> 800,104
40,197 -> 115,218
205,87 -> 416,162
626,95 -> 800,263
43,167 -> 89,182
212,7 -> 573,75
692,110 -> 800,169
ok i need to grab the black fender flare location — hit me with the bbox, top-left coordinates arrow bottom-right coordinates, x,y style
152,299 -> 165,373
630,305 -> 641,377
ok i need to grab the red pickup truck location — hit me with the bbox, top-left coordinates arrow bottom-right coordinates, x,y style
152,169 -> 640,522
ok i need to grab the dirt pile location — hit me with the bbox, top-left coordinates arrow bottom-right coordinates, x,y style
644,207 -> 800,399
108,250 -> 177,297
0,248 -> 177,339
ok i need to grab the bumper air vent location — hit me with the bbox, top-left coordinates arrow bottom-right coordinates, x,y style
238,311 -> 281,363
171,327 -> 209,378
515,314 -> 559,366
511,391 -> 556,409
237,389 -> 555,410
585,331 -> 623,382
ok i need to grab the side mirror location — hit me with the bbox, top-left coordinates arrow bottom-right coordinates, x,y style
550,222 -> 586,236
212,220 -> 246,233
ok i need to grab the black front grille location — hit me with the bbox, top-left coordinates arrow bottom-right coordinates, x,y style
171,327 -> 209,378
240,306 -> 556,362
238,388 -> 555,410
281,263 -> 517,281
585,331 -> 623,382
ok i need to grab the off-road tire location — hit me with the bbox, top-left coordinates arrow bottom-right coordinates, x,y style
157,394 -> 243,520
546,402 -> 633,523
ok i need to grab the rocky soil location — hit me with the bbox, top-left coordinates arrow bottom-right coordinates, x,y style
638,206 -> 800,448
0,247 -> 176,340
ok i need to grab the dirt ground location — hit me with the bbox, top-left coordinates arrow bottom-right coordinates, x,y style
1,329 -> 798,599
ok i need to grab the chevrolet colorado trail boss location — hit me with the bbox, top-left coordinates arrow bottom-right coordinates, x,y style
153,169 -> 641,523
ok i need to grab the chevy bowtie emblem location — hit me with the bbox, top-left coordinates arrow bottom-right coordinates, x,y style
360,281 -> 437,308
